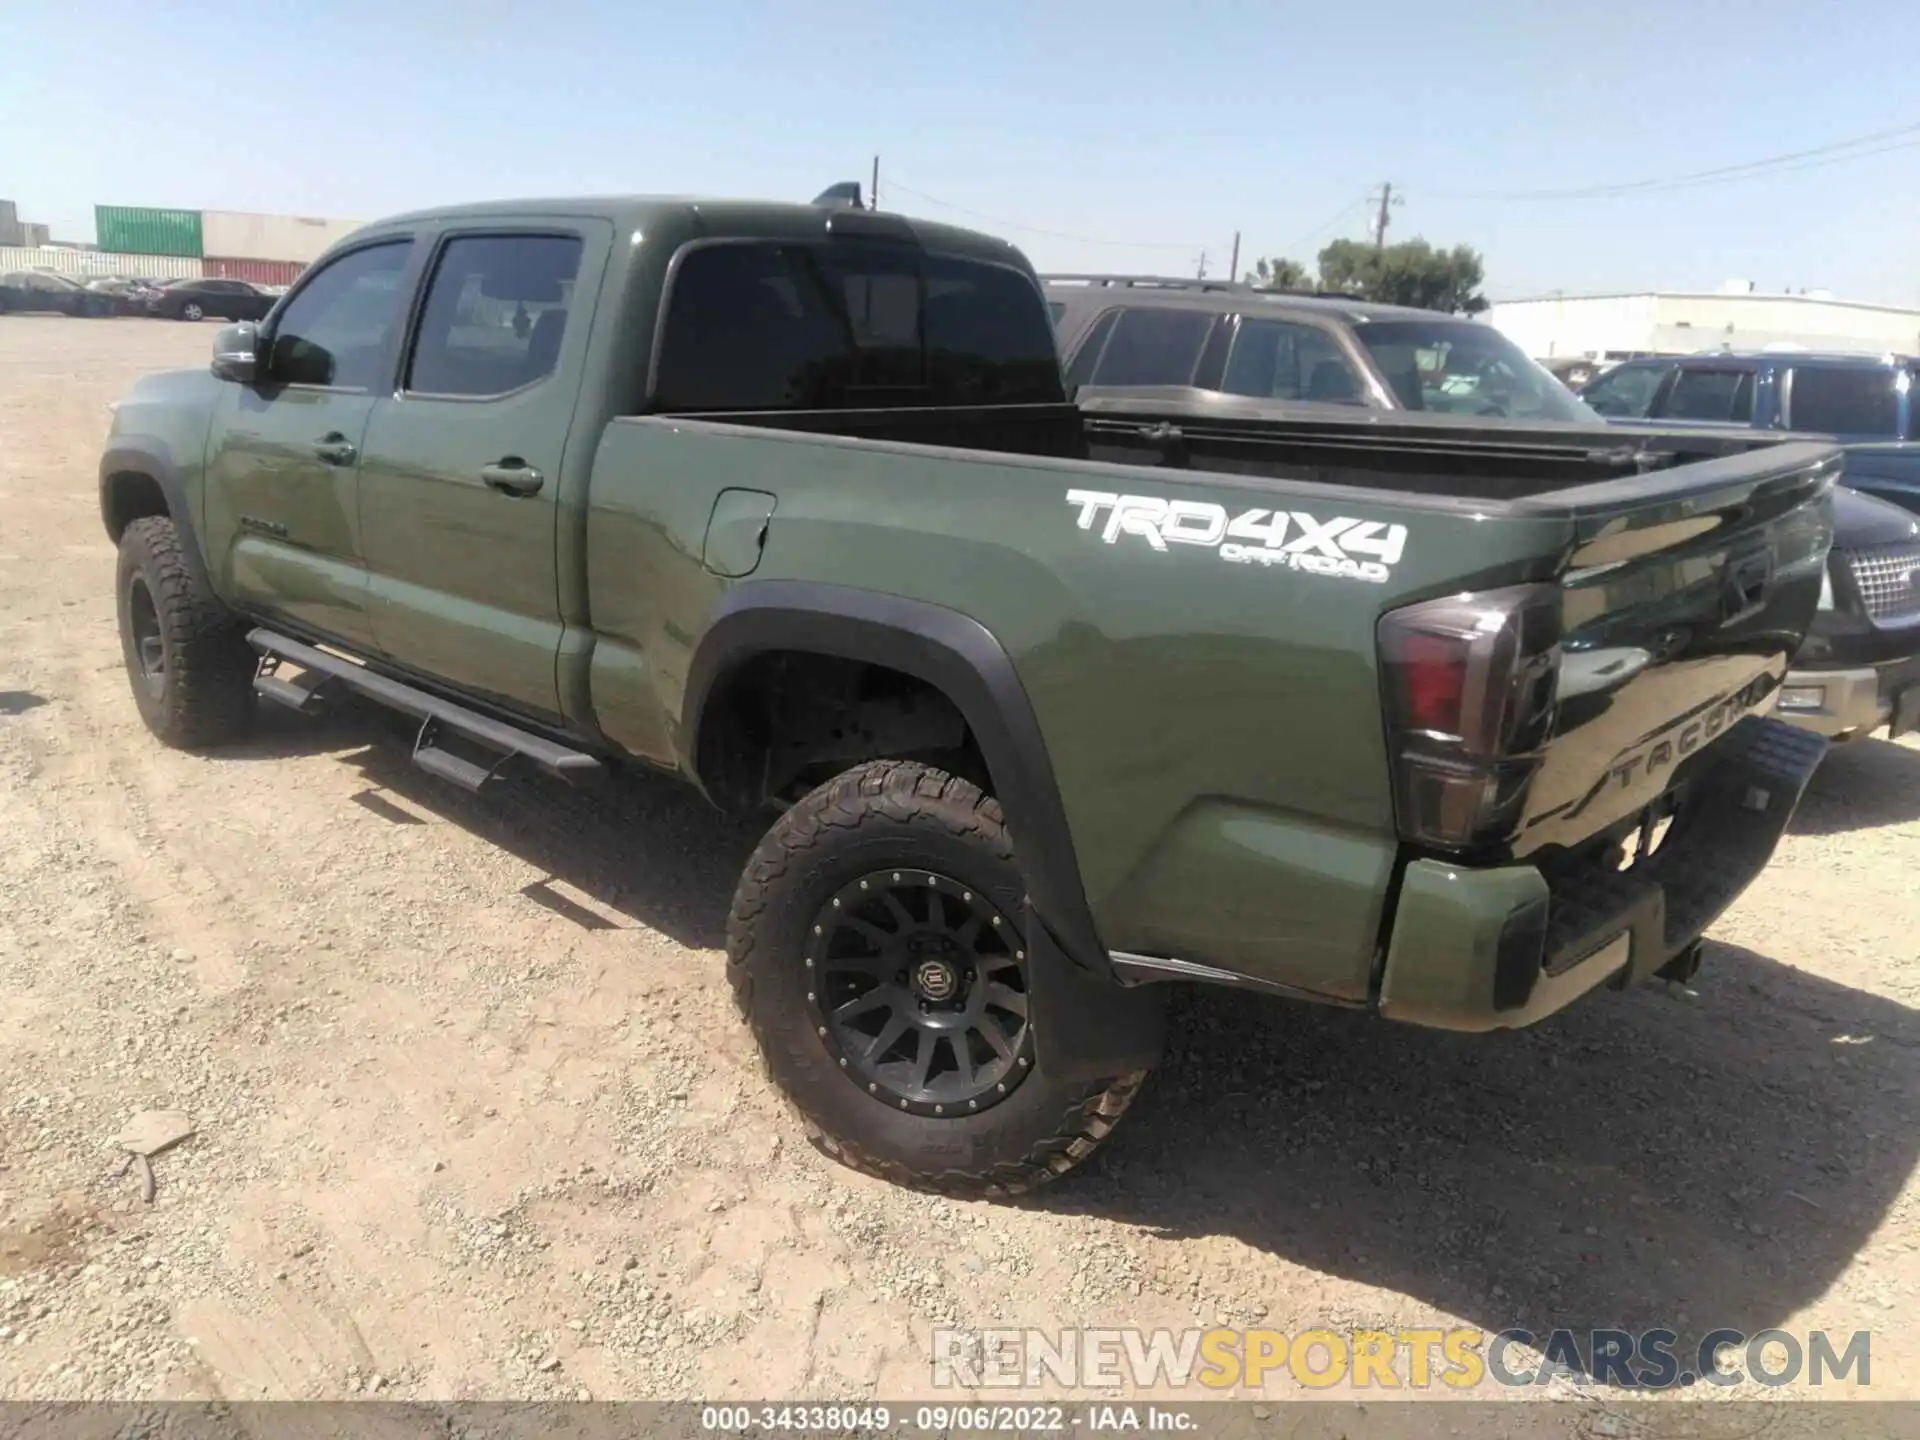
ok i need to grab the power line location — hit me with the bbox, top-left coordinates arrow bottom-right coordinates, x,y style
879,176 -> 1209,251
1269,196 -> 1373,258
1432,117 -> 1920,201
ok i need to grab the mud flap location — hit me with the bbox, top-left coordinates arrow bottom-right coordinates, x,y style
1025,904 -> 1167,1082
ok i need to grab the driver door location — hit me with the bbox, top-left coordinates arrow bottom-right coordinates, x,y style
201,238 -> 418,650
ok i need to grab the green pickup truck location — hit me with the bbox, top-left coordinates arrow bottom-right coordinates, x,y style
100,188 -> 1841,1196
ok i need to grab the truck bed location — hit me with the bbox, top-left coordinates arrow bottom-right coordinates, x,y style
672,393 -> 1839,511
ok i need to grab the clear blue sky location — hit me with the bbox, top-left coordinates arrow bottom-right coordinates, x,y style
5,0 -> 1919,303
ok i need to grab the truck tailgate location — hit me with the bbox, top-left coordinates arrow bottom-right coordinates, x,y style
1508,440 -> 1840,858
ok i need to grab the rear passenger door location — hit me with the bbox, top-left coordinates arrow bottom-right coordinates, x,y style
357,222 -> 611,723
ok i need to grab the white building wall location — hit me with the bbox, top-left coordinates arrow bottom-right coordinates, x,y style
200,210 -> 364,263
1491,293 -> 1920,360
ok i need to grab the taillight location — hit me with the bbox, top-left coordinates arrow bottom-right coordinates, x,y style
1378,584 -> 1560,852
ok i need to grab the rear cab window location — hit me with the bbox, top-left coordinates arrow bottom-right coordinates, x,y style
649,242 -> 1062,412
1787,365 -> 1901,437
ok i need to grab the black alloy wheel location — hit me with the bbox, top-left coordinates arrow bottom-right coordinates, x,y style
807,867 -> 1033,1117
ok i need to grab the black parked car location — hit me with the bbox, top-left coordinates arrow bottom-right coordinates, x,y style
146,277 -> 274,323
84,276 -> 165,315
0,270 -> 115,316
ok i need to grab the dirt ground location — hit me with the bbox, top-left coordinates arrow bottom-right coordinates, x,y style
1,317 -> 1917,1408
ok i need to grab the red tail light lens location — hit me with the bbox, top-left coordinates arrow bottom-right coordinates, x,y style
1379,585 -> 1561,852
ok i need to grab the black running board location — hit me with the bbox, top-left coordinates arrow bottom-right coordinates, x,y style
248,628 -> 605,792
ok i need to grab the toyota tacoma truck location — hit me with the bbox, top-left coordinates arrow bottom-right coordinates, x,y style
100,188 -> 1840,1196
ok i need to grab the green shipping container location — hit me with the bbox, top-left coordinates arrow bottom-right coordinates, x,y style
94,205 -> 204,258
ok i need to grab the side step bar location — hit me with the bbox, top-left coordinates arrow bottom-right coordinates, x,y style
248,628 -> 605,792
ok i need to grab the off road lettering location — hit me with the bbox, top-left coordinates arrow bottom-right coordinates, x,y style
1066,490 -> 1408,584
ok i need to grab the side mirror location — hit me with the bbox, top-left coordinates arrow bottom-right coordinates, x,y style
211,322 -> 261,384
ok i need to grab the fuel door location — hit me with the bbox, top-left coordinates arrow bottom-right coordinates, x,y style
701,488 -> 777,578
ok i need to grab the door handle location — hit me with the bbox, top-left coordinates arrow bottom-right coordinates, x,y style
311,434 -> 357,466
480,461 -> 545,497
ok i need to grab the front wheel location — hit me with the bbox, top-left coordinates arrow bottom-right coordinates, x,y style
727,759 -> 1148,1197
179,301 -> 204,321
115,516 -> 257,748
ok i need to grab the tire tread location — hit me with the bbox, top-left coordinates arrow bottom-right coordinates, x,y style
727,758 -> 1147,1199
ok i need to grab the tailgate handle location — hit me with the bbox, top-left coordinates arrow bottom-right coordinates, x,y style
1721,550 -> 1773,625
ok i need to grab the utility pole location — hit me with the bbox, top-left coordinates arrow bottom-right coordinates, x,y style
1370,182 -> 1404,250
869,155 -> 880,210
1228,231 -> 1241,283
1196,250 -> 1209,280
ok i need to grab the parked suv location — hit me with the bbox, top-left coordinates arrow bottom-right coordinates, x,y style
1579,350 -> 1920,515
1045,275 -> 1598,424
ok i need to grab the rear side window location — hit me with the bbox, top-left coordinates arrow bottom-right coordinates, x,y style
1662,368 -> 1753,423
1223,318 -> 1364,403
1788,366 -> 1900,436
1086,308 -> 1216,387
1063,309 -> 1120,390
650,243 -> 1061,412
407,234 -> 583,398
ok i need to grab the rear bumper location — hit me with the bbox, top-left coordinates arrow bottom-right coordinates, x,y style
1777,656 -> 1920,741
1377,716 -> 1826,1032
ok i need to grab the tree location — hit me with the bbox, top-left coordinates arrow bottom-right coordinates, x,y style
1245,256 -> 1312,290
1315,237 -> 1488,314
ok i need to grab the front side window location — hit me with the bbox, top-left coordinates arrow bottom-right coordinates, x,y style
1351,319 -> 1596,422
1086,308 -> 1217,388
650,242 -> 1061,411
1222,318 -> 1365,404
1580,362 -> 1668,418
269,242 -> 412,391
1661,367 -> 1754,423
407,234 -> 582,398
1788,366 -> 1900,437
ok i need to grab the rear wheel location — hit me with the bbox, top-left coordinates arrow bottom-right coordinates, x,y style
728,759 -> 1148,1197
115,516 -> 256,748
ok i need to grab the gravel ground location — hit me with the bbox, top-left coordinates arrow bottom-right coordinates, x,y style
1,317 -> 1917,1406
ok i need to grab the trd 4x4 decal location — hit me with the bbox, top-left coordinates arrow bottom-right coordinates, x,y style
1065,489 -> 1409,584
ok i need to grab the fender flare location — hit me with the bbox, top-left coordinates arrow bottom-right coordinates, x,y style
99,440 -> 214,592
683,582 -> 1165,1079
683,581 -> 1107,971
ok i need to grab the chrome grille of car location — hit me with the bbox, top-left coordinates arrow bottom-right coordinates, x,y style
1844,544 -> 1920,621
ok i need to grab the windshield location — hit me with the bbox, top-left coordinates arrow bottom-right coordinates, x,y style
1351,319 -> 1596,423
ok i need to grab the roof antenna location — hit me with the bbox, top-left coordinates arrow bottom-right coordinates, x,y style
812,181 -> 865,210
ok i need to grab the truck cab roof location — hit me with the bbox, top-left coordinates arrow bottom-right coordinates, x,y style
356,195 -> 1026,270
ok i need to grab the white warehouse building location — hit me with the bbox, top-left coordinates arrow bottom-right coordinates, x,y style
1489,285 -> 1920,362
